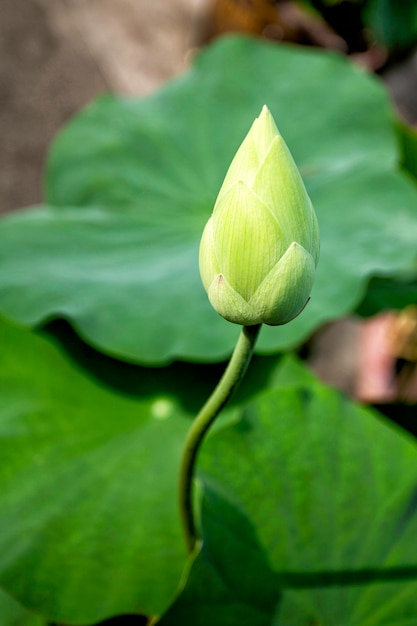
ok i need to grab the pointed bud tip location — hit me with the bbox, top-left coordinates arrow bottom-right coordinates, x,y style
254,105 -> 281,144
258,105 -> 272,123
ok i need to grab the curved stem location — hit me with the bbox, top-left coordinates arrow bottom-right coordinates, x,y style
179,323 -> 262,553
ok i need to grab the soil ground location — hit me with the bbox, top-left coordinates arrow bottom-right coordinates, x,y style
0,0 -> 208,214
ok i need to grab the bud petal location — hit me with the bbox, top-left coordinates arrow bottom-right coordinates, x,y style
251,136 -> 317,258
217,130 -> 260,200
249,242 -> 315,325
199,217 -> 220,293
211,181 -> 284,301
207,274 -> 262,326
216,105 -> 279,199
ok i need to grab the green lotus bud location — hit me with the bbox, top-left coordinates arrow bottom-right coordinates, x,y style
199,105 -> 319,326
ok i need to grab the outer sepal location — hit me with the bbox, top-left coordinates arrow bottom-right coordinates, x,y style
249,242 -> 315,326
208,274 -> 262,326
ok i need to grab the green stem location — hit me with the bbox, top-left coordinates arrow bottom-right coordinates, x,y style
179,323 -> 262,553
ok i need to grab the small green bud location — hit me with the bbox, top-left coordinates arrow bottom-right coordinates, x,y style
199,105 -> 319,326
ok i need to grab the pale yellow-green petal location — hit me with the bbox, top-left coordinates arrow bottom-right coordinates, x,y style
208,273 -> 262,326
212,180 -> 284,301
215,105 -> 280,203
309,201 -> 320,266
199,216 -> 221,292
251,105 -> 280,158
249,242 -> 315,325
215,126 -> 261,203
252,135 -> 313,253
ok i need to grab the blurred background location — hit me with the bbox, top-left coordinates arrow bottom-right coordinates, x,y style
2,0 -> 417,404
2,0 -> 417,216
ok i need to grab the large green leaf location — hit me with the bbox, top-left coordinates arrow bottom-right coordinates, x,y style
159,488 -> 283,626
0,316 -> 193,623
1,36 -> 417,364
161,358 -> 417,625
0,316 -> 294,624
396,119 -> 417,181
365,0 -> 417,48
356,121 -> 417,318
0,589 -> 45,626
356,274 -> 417,317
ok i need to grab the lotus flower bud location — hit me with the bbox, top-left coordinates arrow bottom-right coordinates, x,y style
199,105 -> 319,326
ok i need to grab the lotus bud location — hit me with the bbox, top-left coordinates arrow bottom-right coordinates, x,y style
199,105 -> 319,326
